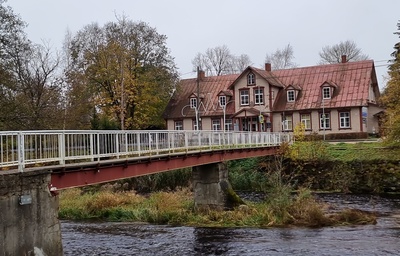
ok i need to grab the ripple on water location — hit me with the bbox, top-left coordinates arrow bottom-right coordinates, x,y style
62,194 -> 400,256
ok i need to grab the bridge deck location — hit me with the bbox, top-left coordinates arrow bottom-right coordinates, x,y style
0,130 -> 292,189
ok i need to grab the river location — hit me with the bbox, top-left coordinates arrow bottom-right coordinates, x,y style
61,193 -> 400,255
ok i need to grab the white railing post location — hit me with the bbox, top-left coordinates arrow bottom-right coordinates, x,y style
58,132 -> 65,165
185,131 -> 189,151
115,132 -> 120,159
137,132 -> 141,156
90,133 -> 94,161
17,132 -> 25,172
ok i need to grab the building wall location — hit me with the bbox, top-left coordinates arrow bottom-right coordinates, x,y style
273,107 -> 364,134
233,72 -> 272,114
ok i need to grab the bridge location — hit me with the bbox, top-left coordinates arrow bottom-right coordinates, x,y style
0,130 -> 291,255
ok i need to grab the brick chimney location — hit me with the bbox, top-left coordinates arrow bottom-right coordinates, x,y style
341,55 -> 347,63
197,69 -> 205,81
265,63 -> 271,71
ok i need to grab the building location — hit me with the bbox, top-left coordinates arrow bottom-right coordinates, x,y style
163,56 -> 383,138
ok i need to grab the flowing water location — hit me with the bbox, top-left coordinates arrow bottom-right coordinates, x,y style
62,194 -> 400,256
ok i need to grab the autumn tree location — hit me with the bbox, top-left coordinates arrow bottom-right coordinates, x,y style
318,40 -> 369,64
265,44 -> 297,70
380,21 -> 400,144
192,45 -> 252,76
67,17 -> 178,130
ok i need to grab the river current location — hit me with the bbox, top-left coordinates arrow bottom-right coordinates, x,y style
61,194 -> 400,256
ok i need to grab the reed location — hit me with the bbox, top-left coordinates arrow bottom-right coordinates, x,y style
59,187 -> 376,227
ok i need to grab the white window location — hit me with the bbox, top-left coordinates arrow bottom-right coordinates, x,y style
212,119 -> 221,130
254,87 -> 264,105
193,119 -> 202,130
287,90 -> 295,102
219,96 -> 226,107
339,112 -> 350,128
300,113 -> 311,130
247,73 -> 255,85
224,119 -> 233,131
174,121 -> 183,130
322,87 -> 331,99
320,113 -> 330,129
282,115 -> 293,131
240,90 -> 249,105
190,98 -> 197,108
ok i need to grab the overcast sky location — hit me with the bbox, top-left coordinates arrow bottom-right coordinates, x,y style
5,0 -> 400,89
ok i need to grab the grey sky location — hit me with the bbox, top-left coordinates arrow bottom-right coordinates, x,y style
6,0 -> 399,88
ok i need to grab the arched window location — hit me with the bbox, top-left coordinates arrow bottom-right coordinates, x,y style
247,73 -> 255,85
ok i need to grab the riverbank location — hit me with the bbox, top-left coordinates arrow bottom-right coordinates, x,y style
59,140 -> 399,228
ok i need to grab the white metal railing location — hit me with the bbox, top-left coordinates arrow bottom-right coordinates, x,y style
0,130 -> 292,172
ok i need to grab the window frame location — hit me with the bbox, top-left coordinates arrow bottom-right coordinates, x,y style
224,119 -> 233,131
212,119 -> 221,131
300,113 -> 311,130
219,95 -> 227,107
322,87 -> 331,100
247,72 -> 255,85
287,90 -> 295,102
190,97 -> 197,108
320,112 -> 331,129
193,119 -> 202,131
339,112 -> 351,129
282,114 -> 293,131
254,87 -> 264,105
239,89 -> 250,106
174,120 -> 183,130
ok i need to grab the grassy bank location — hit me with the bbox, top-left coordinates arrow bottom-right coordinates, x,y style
59,187 -> 376,228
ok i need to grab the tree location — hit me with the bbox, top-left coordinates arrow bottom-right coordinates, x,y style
265,44 -> 297,70
318,40 -> 369,64
192,45 -> 252,76
67,17 -> 178,130
0,1 -> 63,130
380,21 -> 400,144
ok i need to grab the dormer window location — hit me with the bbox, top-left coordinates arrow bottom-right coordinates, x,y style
287,90 -> 295,102
322,87 -> 331,99
190,97 -> 197,108
219,95 -> 227,107
247,73 -> 255,85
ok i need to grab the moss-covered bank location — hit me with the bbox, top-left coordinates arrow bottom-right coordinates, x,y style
286,159 -> 400,194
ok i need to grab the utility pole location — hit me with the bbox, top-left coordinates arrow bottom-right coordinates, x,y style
196,67 -> 200,131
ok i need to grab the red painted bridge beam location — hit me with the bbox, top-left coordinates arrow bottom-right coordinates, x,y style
50,147 -> 279,190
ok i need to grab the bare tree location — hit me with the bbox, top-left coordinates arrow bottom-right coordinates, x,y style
265,44 -> 297,70
231,54 -> 252,73
318,40 -> 369,64
192,45 -> 252,76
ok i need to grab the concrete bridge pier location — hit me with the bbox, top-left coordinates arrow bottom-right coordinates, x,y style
0,170 -> 63,256
192,162 -> 243,211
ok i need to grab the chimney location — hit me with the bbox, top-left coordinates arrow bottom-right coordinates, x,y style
265,63 -> 271,71
197,69 -> 205,81
341,55 -> 347,63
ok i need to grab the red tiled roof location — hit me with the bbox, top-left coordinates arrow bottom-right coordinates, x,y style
270,60 -> 378,111
163,74 -> 238,119
163,60 -> 379,119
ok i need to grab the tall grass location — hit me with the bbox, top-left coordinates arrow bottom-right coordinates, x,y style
59,187 -> 376,227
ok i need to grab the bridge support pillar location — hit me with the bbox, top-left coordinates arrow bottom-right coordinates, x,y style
0,170 -> 63,256
193,162 -> 243,211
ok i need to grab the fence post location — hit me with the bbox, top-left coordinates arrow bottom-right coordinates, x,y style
17,132 -> 25,172
58,132 -> 65,165
115,132 -> 120,159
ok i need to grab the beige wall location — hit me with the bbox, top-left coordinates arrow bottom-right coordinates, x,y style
273,107 -> 364,134
233,72 -> 272,113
